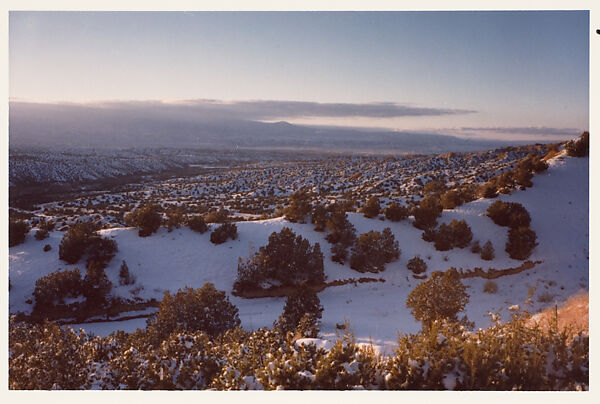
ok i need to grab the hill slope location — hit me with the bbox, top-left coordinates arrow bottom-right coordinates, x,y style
8,151 -> 588,352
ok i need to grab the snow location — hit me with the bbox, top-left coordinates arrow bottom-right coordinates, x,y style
9,152 -> 588,353
295,338 -> 333,351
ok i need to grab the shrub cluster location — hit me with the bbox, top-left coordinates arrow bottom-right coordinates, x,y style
324,208 -> 357,264
406,269 -> 469,328
82,260 -> 113,305
478,151 -> 549,197
384,202 -> 410,221
277,287 -> 323,337
234,227 -> 325,293
284,190 -> 312,223
565,131 -> 589,157
423,219 -> 473,251
10,311 -> 588,390
126,204 -> 162,237
188,215 -> 209,233
164,207 -> 185,232
204,208 -> 230,224
35,229 -> 49,240
407,256 -> 427,274
147,284 -> 241,340
506,226 -> 538,260
412,195 -> 442,230
486,201 -> 531,228
311,204 -> 329,231
480,240 -> 495,260
360,196 -> 381,218
33,268 -> 83,312
59,221 -> 117,265
9,220 -> 30,247
119,260 -> 135,286
349,228 -> 400,273
210,223 -> 238,244
486,201 -> 537,260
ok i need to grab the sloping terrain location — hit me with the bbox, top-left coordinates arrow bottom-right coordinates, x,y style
8,150 -> 588,353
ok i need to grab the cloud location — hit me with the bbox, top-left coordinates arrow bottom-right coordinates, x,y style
81,99 -> 475,121
184,99 -> 475,119
459,126 -> 582,136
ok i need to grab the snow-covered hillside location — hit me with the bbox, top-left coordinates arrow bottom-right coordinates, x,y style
8,151 -> 588,354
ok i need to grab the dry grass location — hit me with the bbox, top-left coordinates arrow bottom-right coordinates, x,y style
529,291 -> 588,336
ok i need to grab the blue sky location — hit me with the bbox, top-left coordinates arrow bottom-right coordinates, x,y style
9,11 -> 589,140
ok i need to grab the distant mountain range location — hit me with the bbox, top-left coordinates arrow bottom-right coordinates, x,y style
10,101 -> 525,153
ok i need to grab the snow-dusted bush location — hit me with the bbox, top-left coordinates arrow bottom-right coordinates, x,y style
59,221 -> 116,265
486,201 -> 531,228
34,228 -> 49,240
440,189 -> 463,210
164,207 -> 184,232
82,260 -> 113,306
384,202 -> 409,221
412,195 -> 442,230
9,317 -> 94,389
407,256 -> 427,274
9,219 -> 29,247
506,226 -> 538,260
423,179 -> 446,195
430,219 -> 473,251
204,208 -> 230,224
210,222 -> 238,244
234,227 -> 325,292
513,166 -> 534,188
360,196 -> 381,218
127,203 -> 161,237
33,268 -> 83,312
284,190 -> 312,223
87,236 -> 118,266
566,131 -> 589,157
8,312 -> 589,390
278,287 -> 323,336
105,331 -> 220,389
519,152 -> 549,173
119,260 -> 134,286
313,331 -> 382,389
478,182 -> 498,199
406,269 -> 469,328
385,319 -> 468,390
480,240 -> 495,260
433,223 -> 453,251
148,284 -> 240,341
325,210 -> 357,264
188,215 -> 209,233
350,228 -> 400,273
449,219 -> 473,248
311,203 -> 329,231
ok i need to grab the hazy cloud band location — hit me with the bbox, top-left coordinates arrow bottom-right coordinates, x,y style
21,99 -> 474,121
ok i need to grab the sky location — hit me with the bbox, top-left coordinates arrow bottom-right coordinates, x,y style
8,11 -> 589,141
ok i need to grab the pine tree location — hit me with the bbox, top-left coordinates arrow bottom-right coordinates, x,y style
406,269 -> 469,327
480,240 -> 495,261
284,190 -> 312,223
506,226 -> 537,260
119,260 -> 134,286
9,220 -> 30,247
361,196 -> 381,218
311,204 -> 329,231
384,203 -> 410,221
278,287 -> 323,335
